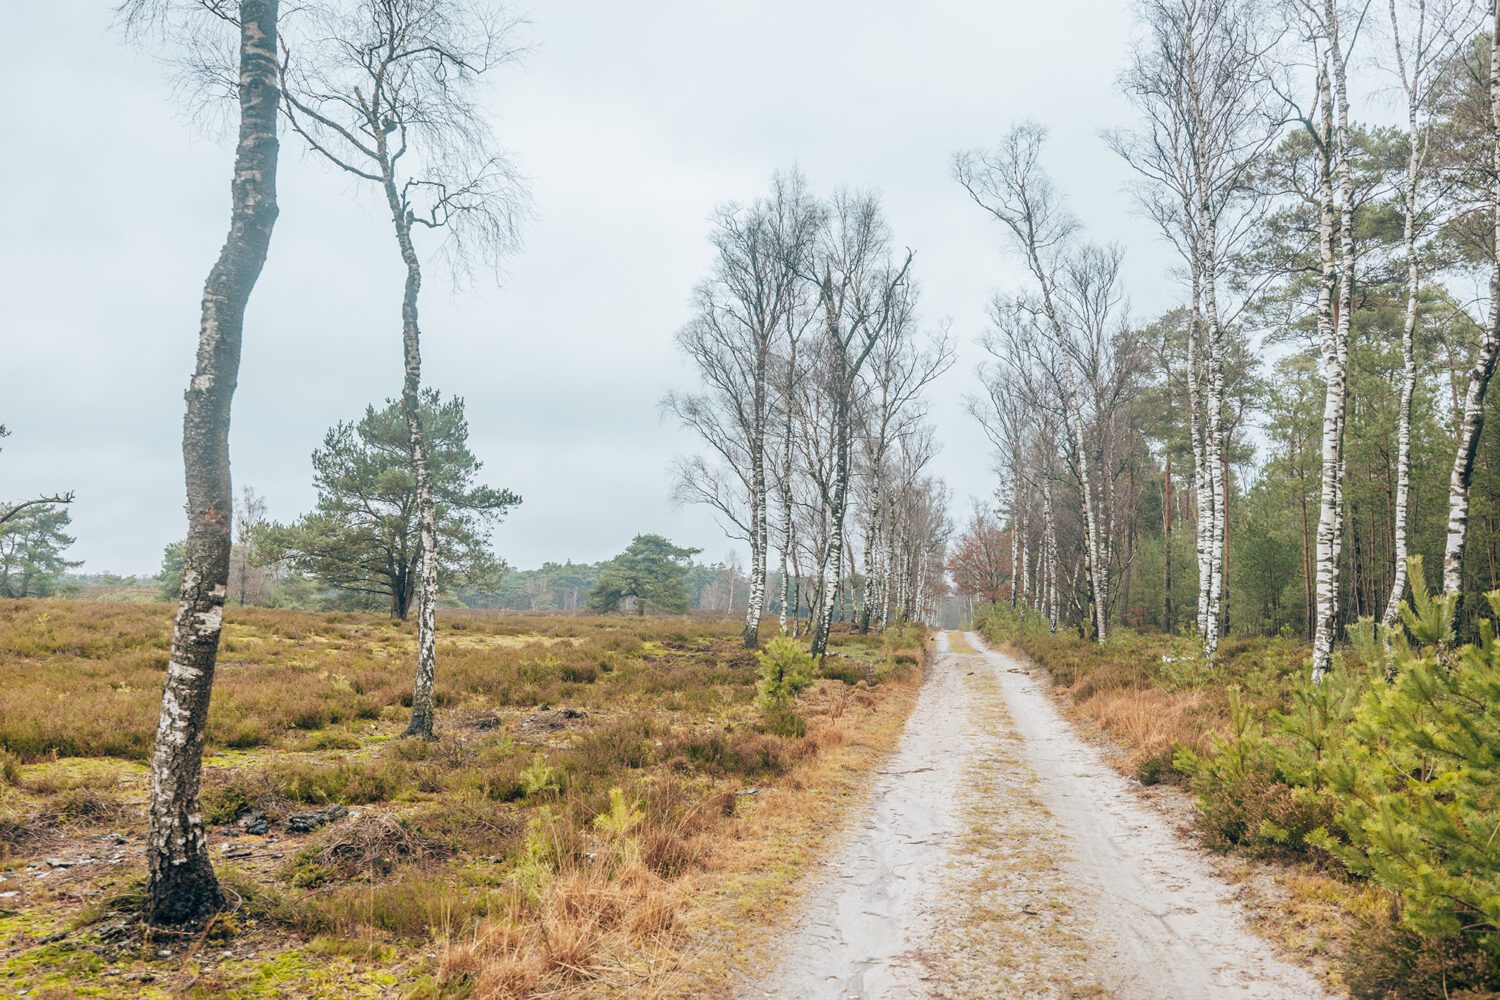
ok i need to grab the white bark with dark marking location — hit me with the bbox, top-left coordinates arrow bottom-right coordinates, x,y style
1443,3 -> 1500,620
1385,74 -> 1423,625
1313,45 -> 1353,683
147,0 -> 280,925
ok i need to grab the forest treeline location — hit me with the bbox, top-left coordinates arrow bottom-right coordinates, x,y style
954,1 -> 1500,989
953,0 -> 1500,679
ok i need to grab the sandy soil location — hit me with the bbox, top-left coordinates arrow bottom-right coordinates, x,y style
744,632 -> 1340,1000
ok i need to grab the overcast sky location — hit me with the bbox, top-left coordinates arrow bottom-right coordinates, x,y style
3,1 -> 1192,576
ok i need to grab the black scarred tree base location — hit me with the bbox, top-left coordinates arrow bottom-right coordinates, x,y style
146,858 -> 224,926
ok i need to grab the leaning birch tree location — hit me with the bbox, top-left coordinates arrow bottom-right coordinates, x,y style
1442,2 -> 1500,624
120,0 -> 282,924
278,0 -> 526,736
956,125 -> 1114,641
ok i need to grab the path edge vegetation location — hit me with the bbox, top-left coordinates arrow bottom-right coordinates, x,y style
976,586 -> 1500,1000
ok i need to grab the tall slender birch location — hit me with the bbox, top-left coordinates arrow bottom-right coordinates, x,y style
1302,0 -> 1364,682
771,309 -> 809,634
1382,0 -> 1476,624
667,173 -> 816,648
802,193 -> 914,657
855,306 -> 953,632
957,127 -> 1125,642
1442,3 -> 1500,621
1110,0 -> 1282,657
121,0 -> 282,925
279,0 -> 526,735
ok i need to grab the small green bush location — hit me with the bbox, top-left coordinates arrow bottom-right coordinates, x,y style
816,659 -> 867,686
519,754 -> 561,798
755,637 -> 814,713
758,708 -> 807,738
1174,686 -> 1338,855
1180,561 -> 1500,987
973,601 -> 1051,641
1313,582 -> 1500,965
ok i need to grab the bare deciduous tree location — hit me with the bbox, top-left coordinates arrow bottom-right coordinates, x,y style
1280,0 -> 1364,683
278,0 -> 527,736
853,293 -> 953,632
800,192 -> 914,657
956,126 -> 1125,641
1108,0 -> 1283,658
666,171 -> 817,648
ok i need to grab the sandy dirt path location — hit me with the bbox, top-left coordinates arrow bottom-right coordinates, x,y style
746,632 -> 1338,999
748,632 -> 978,999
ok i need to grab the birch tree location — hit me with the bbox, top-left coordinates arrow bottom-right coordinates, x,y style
853,297 -> 954,632
956,126 -> 1119,641
1382,0 -> 1478,624
975,297 -> 1083,635
278,0 -> 526,737
1109,0 -> 1283,658
966,358 -> 1034,611
1279,0 -> 1363,683
801,193 -> 914,657
1442,3 -> 1500,624
769,308 -> 813,634
666,171 -> 817,648
120,0 -> 282,925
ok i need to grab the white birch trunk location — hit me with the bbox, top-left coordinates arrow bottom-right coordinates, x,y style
1060,370 -> 1109,642
1384,103 -> 1422,626
1443,5 -> 1500,615
1043,477 -> 1060,633
147,0 -> 281,924
1312,56 -> 1351,684
1009,488 -> 1022,610
1201,246 -> 1226,659
744,441 -> 767,646
1185,280 -> 1213,639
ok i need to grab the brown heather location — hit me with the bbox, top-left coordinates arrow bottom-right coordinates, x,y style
0,599 -> 925,998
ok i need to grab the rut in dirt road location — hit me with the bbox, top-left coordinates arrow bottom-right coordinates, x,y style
748,632 -> 1340,1000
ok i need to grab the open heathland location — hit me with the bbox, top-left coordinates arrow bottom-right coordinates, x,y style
0,600 -> 924,998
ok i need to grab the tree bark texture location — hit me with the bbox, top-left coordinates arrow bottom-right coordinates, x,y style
147,0 -> 280,926
1442,3 -> 1500,621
